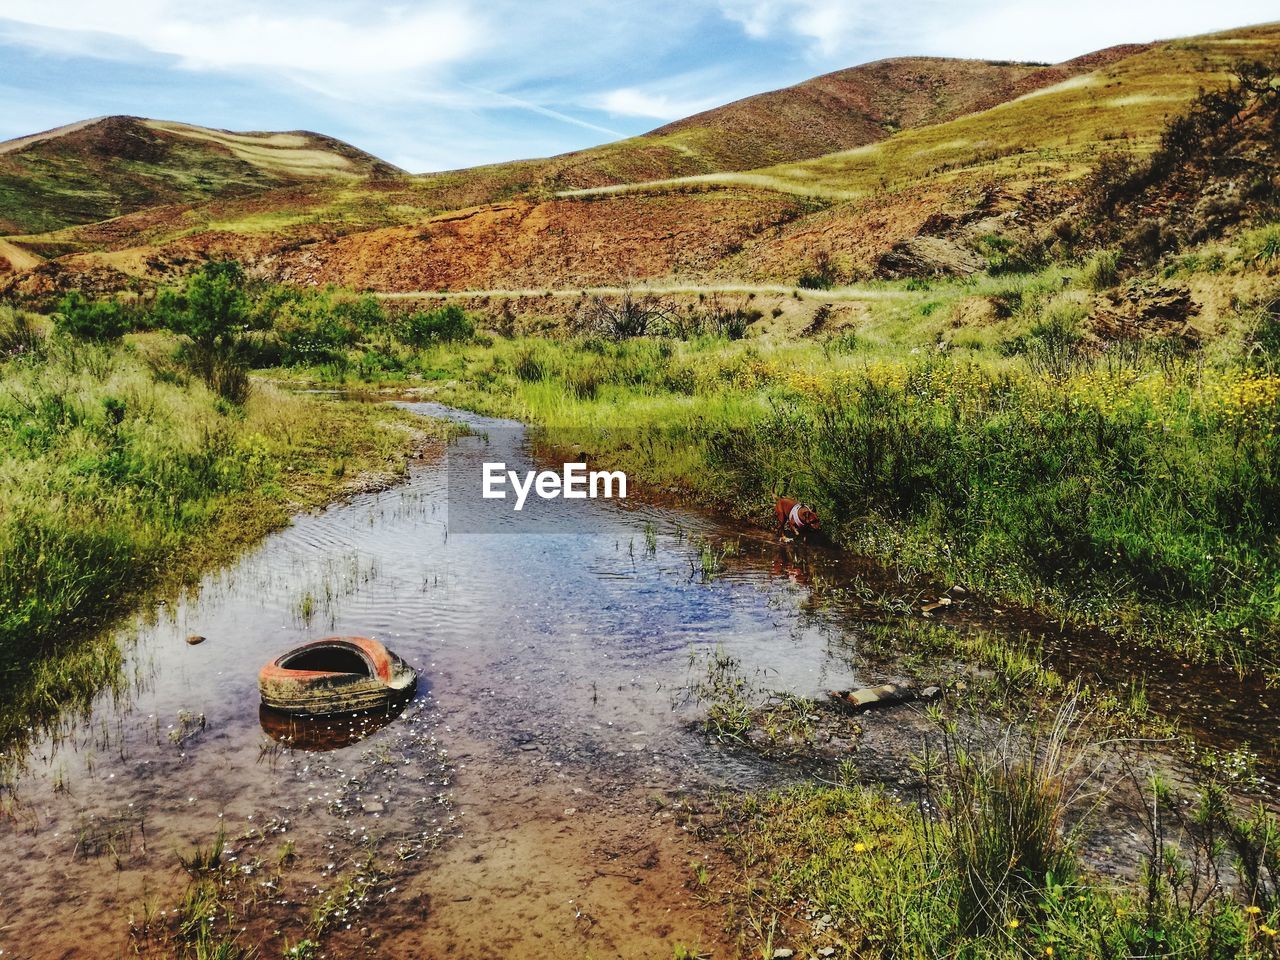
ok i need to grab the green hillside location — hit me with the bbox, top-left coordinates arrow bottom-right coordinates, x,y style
0,116 -> 404,234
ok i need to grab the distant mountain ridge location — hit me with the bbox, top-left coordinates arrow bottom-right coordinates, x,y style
0,116 -> 404,234
645,46 -> 1152,163
3,22 -> 1278,297
390,44 -> 1150,211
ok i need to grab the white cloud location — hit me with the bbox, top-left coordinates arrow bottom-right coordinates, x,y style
594,87 -> 722,120
718,0 -> 1279,61
0,1 -> 482,80
915,1 -> 1280,62
718,0 -> 889,57
3,0 -> 1278,170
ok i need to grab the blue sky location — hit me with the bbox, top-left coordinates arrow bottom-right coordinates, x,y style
1,1 -> 1276,173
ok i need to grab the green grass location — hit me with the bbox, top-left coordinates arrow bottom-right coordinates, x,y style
388,325 -> 1277,668
0,310 -> 436,777
567,23 -> 1280,203
705,696 -> 1280,959
717,775 -> 1278,958
114,250 -> 1278,671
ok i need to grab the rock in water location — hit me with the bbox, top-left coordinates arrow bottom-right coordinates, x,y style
186,634 -> 206,645
830,683 -> 918,711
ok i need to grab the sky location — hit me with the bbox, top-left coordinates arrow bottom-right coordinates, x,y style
0,1 -> 1276,173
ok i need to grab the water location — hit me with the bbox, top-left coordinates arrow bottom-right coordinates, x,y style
0,401 -> 1272,959
0,404 -> 863,958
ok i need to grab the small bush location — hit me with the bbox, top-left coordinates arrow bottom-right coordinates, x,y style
54,292 -> 132,342
159,260 -> 253,403
1082,148 -> 1145,213
512,345 -> 546,382
1246,296 -> 1280,371
824,331 -> 860,355
680,304 -> 763,340
1081,249 -> 1121,290
798,251 -> 840,290
577,290 -> 668,339
398,305 -> 474,346
934,718 -> 1078,937
0,306 -> 46,360
564,363 -> 603,399
1025,301 -> 1089,378
980,233 -> 1049,275
1242,225 -> 1280,266
275,305 -> 361,365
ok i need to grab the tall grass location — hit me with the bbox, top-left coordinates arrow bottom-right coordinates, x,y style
719,702 -> 1278,958
930,709 -> 1082,937
0,318 -> 426,770
417,330 -> 1280,667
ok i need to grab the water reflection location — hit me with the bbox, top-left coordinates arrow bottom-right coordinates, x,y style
0,400 -> 1274,959
258,693 -> 415,752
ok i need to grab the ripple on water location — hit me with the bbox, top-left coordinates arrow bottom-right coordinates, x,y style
1,402 -> 1272,956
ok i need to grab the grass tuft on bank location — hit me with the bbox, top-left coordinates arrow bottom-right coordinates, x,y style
713,702 -> 1280,960
0,305 -> 435,771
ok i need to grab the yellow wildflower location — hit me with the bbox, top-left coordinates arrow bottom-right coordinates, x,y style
1246,905 -> 1262,915
852,842 -> 867,854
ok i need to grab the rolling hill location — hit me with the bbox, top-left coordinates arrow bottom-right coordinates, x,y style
0,44 -> 1148,280
1,22 -> 1278,299
359,46 -> 1150,206
225,22 -> 1280,294
0,116 -> 405,235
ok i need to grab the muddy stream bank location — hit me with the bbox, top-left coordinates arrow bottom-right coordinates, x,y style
0,401 -> 1274,959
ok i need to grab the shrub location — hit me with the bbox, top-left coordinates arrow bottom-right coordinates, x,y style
398,305 -> 474,346
1242,225 -> 1280,266
275,304 -> 361,365
673,302 -> 763,340
1081,249 -> 1121,291
576,290 -> 668,339
1246,296 -> 1280,371
54,291 -> 131,342
1025,300 -> 1089,378
0,306 -> 46,360
823,331 -> 860,356
1082,148 -> 1146,213
798,250 -> 839,290
512,344 -> 546,381
980,233 -> 1049,275
355,348 -> 406,378
162,261 -> 249,348
157,260 -> 253,402
710,307 -> 760,340
932,716 -> 1079,937
564,364 -> 603,399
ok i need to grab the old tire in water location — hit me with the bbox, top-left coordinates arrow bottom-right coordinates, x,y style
259,636 -> 416,717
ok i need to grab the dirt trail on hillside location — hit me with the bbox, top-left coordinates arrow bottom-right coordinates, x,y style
0,238 -> 41,272
376,283 -> 912,302
0,117 -> 106,154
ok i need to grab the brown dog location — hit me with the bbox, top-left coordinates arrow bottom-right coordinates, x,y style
775,496 -> 820,541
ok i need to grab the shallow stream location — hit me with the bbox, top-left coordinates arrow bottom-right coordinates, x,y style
0,401 -> 1273,959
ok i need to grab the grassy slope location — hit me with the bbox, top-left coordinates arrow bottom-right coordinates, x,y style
424,338 -> 1277,664
467,51 -> 1143,193
0,316 -> 442,773
566,23 -> 1280,203
23,24 -> 1273,298
0,116 -> 404,235
254,225 -> 1277,668
0,48 -> 1140,263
